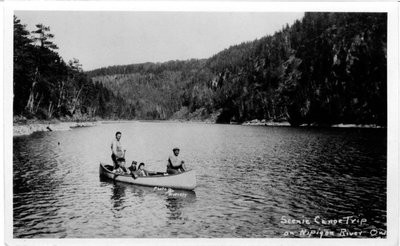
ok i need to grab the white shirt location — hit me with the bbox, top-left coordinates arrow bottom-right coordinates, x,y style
168,154 -> 183,167
111,139 -> 124,158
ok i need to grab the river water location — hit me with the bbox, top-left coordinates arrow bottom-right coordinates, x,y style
13,121 -> 387,238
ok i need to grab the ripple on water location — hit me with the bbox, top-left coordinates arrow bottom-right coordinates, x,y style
13,123 -> 387,238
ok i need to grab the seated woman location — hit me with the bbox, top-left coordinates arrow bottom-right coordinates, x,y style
137,163 -> 149,177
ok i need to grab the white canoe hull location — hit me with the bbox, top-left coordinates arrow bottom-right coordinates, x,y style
99,163 -> 196,190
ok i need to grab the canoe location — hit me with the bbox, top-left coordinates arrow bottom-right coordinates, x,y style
99,163 -> 196,190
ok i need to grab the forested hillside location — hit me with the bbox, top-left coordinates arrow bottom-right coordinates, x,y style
13,16 -> 135,121
87,60 -> 211,119
88,12 -> 387,126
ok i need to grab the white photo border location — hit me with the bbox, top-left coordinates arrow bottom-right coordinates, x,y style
3,1 -> 399,246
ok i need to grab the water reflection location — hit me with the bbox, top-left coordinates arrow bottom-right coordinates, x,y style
111,183 -> 126,210
14,122 -> 386,238
100,177 -> 197,223
165,190 -> 197,221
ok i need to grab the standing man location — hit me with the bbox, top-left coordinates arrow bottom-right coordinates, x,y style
111,131 -> 126,171
167,147 -> 186,174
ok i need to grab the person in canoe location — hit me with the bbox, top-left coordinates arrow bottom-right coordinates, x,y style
128,161 -> 139,178
137,162 -> 149,177
167,147 -> 186,174
111,131 -> 127,173
128,161 -> 137,173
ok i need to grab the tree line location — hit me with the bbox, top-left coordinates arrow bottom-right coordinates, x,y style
88,12 -> 386,126
14,16 -> 135,121
15,12 -> 386,126
207,13 -> 387,126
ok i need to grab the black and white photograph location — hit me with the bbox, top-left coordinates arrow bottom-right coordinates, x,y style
3,1 -> 399,245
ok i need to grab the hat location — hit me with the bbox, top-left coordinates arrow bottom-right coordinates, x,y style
173,147 -> 180,151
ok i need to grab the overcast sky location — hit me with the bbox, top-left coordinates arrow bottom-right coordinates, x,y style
15,11 -> 304,71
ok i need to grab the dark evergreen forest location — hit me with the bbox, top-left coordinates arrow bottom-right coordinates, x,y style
13,16 -> 135,120
15,13 -> 387,126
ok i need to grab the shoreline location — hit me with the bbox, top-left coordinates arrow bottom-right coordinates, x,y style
242,120 -> 291,127
242,119 -> 385,129
13,121 -> 97,137
13,118 -> 385,137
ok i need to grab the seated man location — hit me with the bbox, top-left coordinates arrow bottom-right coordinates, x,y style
167,147 -> 186,174
115,158 -> 128,174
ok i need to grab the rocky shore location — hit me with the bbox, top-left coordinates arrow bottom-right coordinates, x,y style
242,119 -> 291,126
242,119 -> 384,128
13,116 -> 383,137
13,121 -> 97,137
330,123 -> 384,128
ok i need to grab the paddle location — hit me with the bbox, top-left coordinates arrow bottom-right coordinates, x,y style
147,171 -> 167,176
155,171 -> 167,175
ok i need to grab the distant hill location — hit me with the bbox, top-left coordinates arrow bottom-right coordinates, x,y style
87,12 -> 387,126
88,59 -> 209,119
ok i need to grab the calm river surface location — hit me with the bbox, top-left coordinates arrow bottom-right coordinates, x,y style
13,121 -> 386,238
